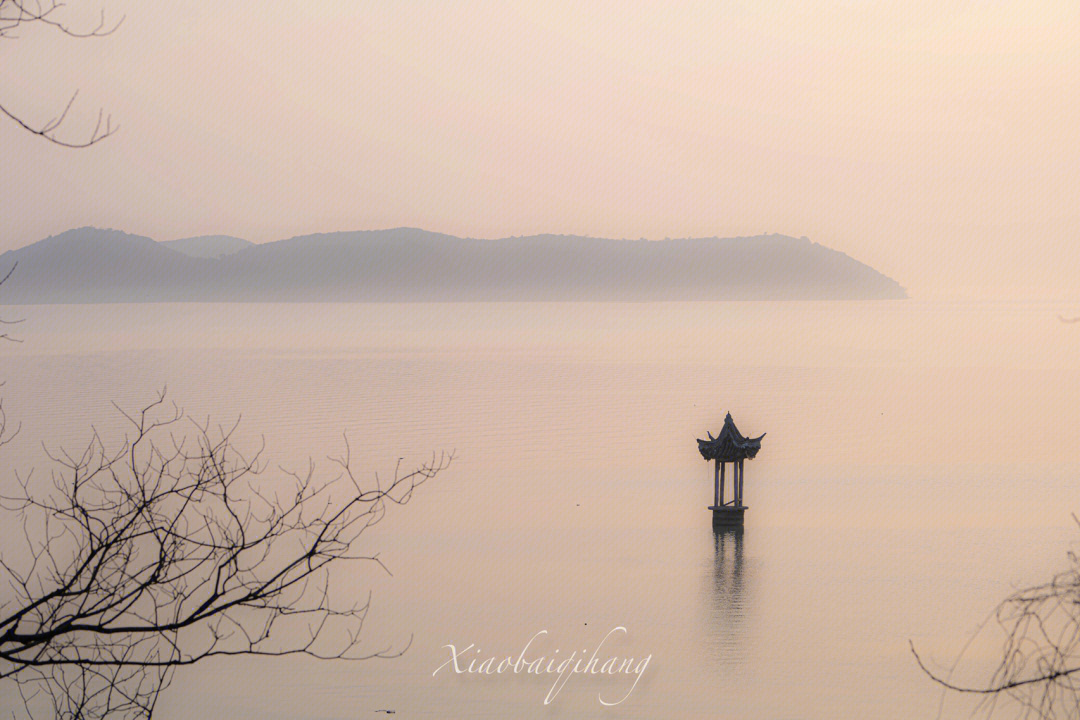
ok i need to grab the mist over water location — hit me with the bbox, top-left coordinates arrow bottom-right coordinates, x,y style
1,300 -> 1077,718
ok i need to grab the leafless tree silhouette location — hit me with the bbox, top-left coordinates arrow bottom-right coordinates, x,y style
0,264 -> 24,343
0,265 -> 22,464
0,390 -> 451,718
0,0 -> 119,147
912,525 -> 1080,719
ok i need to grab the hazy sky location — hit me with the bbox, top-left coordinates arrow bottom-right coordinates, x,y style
2,1 -> 1078,297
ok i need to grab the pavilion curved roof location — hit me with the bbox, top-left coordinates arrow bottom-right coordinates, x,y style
697,413 -> 765,462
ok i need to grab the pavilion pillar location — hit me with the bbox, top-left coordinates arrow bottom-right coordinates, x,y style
713,460 -> 720,506
732,459 -> 738,506
737,459 -> 745,506
719,461 -> 725,505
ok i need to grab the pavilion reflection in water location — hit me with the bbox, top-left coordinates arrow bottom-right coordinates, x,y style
705,526 -> 751,667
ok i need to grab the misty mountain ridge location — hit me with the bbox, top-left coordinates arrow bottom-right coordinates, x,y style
0,227 -> 906,303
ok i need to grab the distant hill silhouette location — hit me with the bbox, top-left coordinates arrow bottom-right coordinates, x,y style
0,227 -> 906,303
161,235 -> 252,259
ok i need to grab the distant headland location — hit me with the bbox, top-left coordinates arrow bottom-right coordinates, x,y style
0,227 -> 906,303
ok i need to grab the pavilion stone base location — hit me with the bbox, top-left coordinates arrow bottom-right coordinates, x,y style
708,505 -> 746,527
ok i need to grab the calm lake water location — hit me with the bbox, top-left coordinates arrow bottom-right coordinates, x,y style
2,300 -> 1079,719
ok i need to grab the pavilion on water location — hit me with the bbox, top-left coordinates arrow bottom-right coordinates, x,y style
697,413 -> 765,527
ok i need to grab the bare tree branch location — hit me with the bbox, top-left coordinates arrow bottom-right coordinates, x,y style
914,521 -> 1080,719
0,0 -> 123,38
0,391 -> 452,718
0,263 -> 24,342
0,0 -> 121,147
